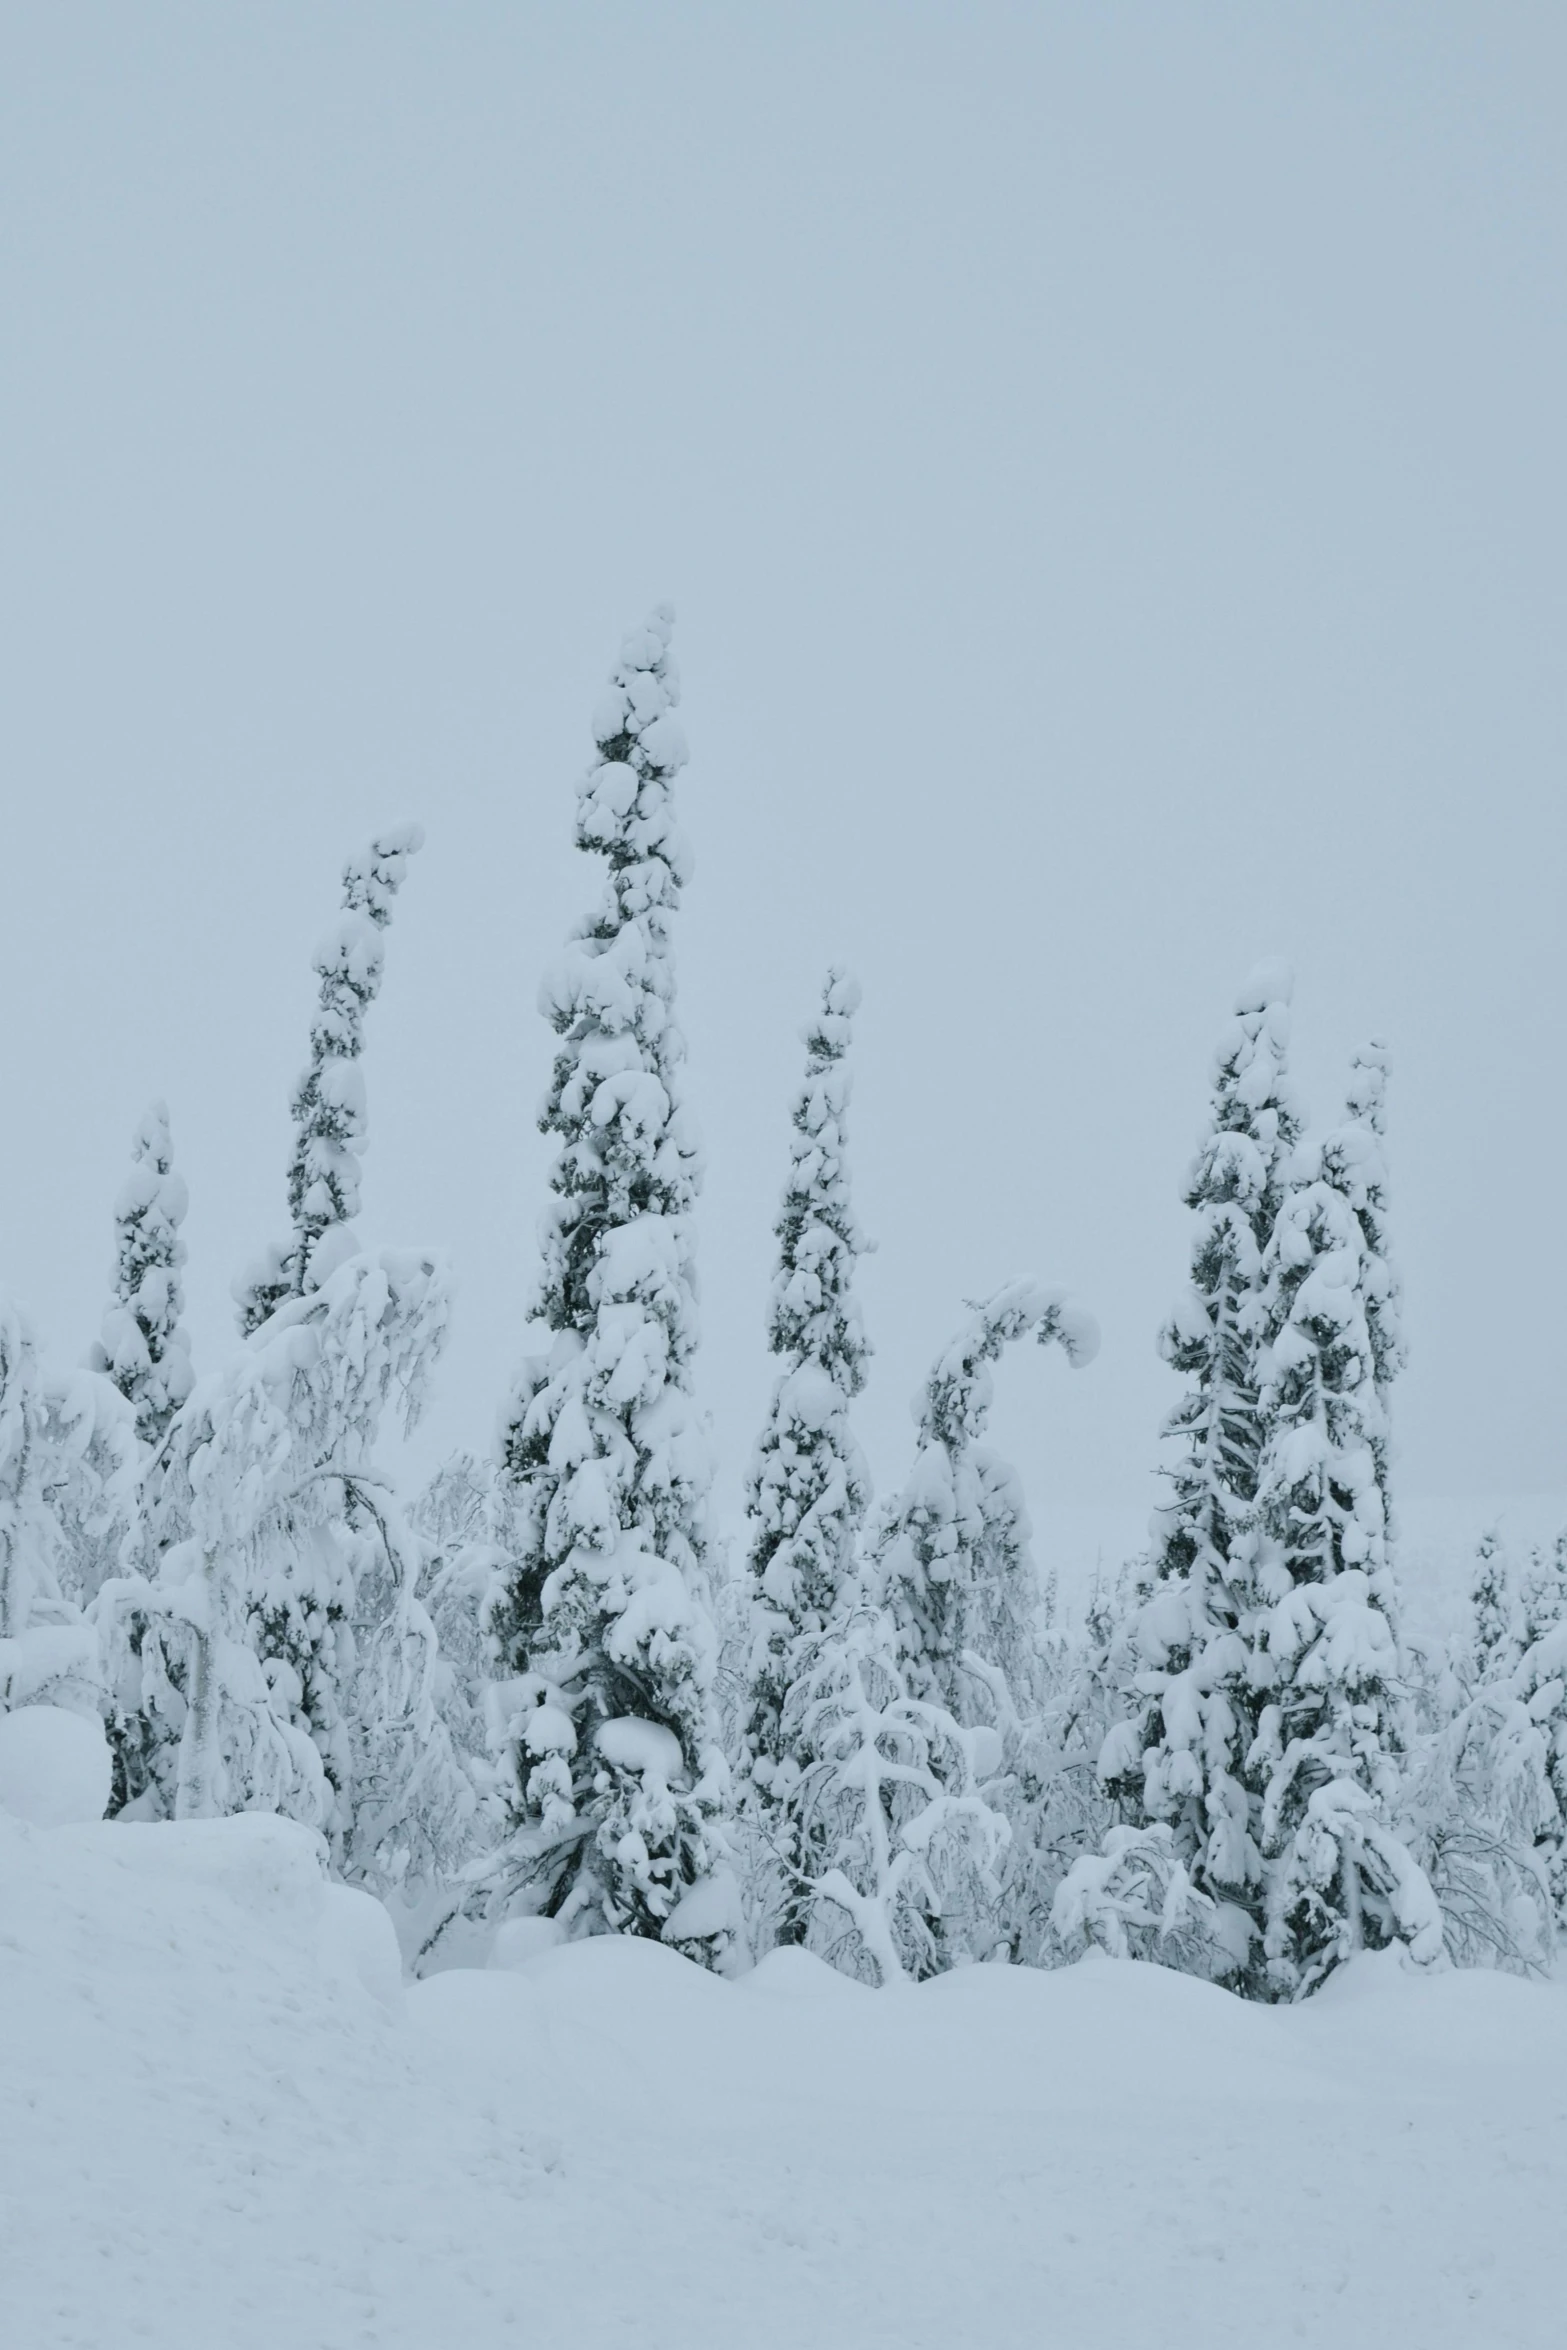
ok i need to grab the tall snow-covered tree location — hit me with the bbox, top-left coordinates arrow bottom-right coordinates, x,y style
236,825 -> 424,1335
740,968 -> 872,1944
1463,1529 -> 1519,1689
91,1102 -> 193,1448
488,606 -> 730,1963
1249,1140 -> 1440,1995
1099,962 -> 1302,1974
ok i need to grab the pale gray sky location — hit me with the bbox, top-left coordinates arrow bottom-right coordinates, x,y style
2,3 -> 1563,1537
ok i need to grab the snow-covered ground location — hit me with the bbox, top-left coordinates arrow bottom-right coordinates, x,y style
5,1805 -> 1565,2350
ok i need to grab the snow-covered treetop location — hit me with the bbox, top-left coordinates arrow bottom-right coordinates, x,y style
342,824 -> 425,930
919,1280 -> 1100,1456
766,966 -> 869,1391
1319,1039 -> 1404,1401
236,827 -> 424,1333
1185,959 -> 1303,1228
532,604 -> 701,1347
95,1101 -> 193,1449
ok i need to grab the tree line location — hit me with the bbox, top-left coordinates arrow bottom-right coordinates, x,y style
2,605 -> 1561,1999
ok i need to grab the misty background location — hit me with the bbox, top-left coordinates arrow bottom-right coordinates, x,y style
1,4 -> 1562,1577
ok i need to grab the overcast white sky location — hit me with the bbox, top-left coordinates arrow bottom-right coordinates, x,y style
1,3 -> 1562,1541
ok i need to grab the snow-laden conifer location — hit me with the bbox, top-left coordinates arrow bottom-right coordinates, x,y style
1249,1138 -> 1441,1993
1099,962 -> 1301,1970
875,1280 -> 1099,1729
740,969 -> 871,1942
91,1102 -> 193,1447
488,607 -> 729,1962
1463,1529 -> 1519,1688
860,1281 -> 1097,1965
236,826 -> 424,1335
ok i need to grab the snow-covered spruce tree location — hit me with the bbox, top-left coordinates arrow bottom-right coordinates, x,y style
1463,1529 -> 1520,1689
236,825 -> 424,1335
875,1280 -> 1099,1730
91,1102 -> 193,1449
488,607 -> 730,1964
868,1281 -> 1099,1965
1098,962 -> 1301,1979
740,968 -> 872,1946
1249,1143 -> 1441,1995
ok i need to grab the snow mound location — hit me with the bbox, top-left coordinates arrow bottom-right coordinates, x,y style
320,1881 -> 404,2017
0,1704 -> 111,1825
6,1814 -> 1567,2348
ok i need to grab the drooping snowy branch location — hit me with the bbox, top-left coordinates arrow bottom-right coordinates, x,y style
875,1278 -> 1099,1728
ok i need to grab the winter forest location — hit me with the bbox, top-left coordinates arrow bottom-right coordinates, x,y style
7,12 -> 1567,2349
4,599 -> 1561,2001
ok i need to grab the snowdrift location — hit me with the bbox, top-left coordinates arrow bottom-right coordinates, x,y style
3,1809 -> 1565,2349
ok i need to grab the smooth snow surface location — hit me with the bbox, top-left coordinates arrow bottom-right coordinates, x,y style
0,1704 -> 110,1826
5,1812 -> 1565,2349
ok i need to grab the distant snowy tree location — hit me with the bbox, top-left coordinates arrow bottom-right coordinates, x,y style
875,1280 -> 1099,1730
1099,962 -> 1301,1977
91,1102 -> 193,1448
411,1451 -> 499,1791
487,607 -> 731,1965
1518,1534 -> 1567,1655
236,826 -> 424,1335
42,1370 -> 138,1610
0,1299 -> 97,1717
740,969 -> 872,1946
1249,1141 -> 1440,1995
1463,1528 -> 1520,1689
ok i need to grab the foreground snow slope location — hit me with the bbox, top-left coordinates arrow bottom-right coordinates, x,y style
4,1813 -> 1565,2350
